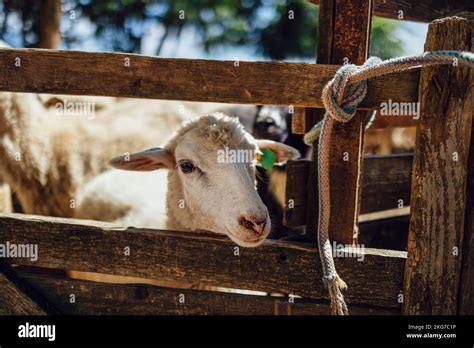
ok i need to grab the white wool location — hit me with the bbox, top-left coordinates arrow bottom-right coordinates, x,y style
76,169 -> 168,229
0,92 -> 226,217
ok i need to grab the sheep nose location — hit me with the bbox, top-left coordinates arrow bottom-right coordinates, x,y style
238,214 -> 267,236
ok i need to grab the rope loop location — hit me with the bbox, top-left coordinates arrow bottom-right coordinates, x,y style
322,63 -> 365,124
304,50 -> 474,315
304,57 -> 382,145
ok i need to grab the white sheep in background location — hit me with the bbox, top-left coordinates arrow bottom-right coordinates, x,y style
38,94 -> 120,112
0,179 -> 12,213
0,91 -> 226,217
79,113 -> 299,247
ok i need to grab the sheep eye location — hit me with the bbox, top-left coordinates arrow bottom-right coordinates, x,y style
178,160 -> 196,174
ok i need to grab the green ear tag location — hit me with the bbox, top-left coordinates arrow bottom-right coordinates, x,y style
260,148 -> 277,172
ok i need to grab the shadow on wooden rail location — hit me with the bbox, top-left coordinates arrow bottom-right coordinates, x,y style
0,213 -> 405,309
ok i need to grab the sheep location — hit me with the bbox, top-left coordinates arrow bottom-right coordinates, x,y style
0,178 -> 12,213
253,105 -> 309,157
364,127 -> 416,155
0,90 -> 299,243
78,113 -> 300,247
38,94 -> 121,112
0,91 -> 222,217
0,90 -> 303,296
0,88 -> 296,241
250,106 -> 309,240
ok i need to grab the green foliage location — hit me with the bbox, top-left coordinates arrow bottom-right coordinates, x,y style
0,0 -> 405,60
260,1 -> 318,59
370,16 -> 405,59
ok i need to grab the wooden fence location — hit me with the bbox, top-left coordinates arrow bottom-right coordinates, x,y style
0,0 -> 473,315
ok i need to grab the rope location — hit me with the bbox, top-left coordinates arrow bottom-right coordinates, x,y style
304,50 -> 474,315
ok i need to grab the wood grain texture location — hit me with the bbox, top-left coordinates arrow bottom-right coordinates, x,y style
310,0 -> 372,244
284,154 -> 413,227
303,0 -> 335,244
403,17 -> 474,315
291,113 -> 418,134
284,160 -> 311,227
460,118 -> 474,314
372,0 -> 474,25
0,262 -> 50,315
0,48 -> 419,108
0,213 -> 406,308
309,0 -> 474,25
291,107 -> 307,134
0,274 -> 45,315
38,0 -> 61,49
360,154 -> 413,214
17,271 -> 399,315
359,209 -> 410,252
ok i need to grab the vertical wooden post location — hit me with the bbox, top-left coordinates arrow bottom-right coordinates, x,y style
460,120 -> 474,314
38,0 -> 62,49
458,26 -> 474,317
403,17 -> 473,315
306,0 -> 372,244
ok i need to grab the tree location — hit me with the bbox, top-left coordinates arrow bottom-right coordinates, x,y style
0,0 -> 405,59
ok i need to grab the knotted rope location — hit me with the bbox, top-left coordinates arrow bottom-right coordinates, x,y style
304,51 -> 474,315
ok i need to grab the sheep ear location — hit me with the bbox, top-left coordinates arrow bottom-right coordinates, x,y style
109,147 -> 175,171
256,140 -> 300,164
42,96 -> 63,108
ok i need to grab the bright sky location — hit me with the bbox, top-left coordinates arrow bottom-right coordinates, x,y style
1,3 -> 429,62
64,15 -> 429,62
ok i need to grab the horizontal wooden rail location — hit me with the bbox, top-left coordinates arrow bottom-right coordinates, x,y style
309,0 -> 474,24
361,153 -> 413,213
0,213 -> 406,308
291,101 -> 418,135
17,271 -> 398,315
284,153 -> 413,226
0,48 -> 419,108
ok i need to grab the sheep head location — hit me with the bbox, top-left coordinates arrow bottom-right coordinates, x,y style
253,105 -> 290,142
109,113 -> 299,247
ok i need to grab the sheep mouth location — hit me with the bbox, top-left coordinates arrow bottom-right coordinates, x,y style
225,226 -> 269,247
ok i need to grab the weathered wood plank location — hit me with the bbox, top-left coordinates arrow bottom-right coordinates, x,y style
309,0 -> 474,25
291,113 -> 418,134
369,116 -> 417,129
0,273 -> 45,315
359,207 -> 410,223
0,48 -> 419,108
359,208 -> 410,252
0,262 -> 51,315
284,160 -> 310,227
374,0 -> 474,25
38,0 -> 61,49
360,154 -> 413,214
308,0 -> 373,244
301,0 -> 333,243
284,154 -> 413,227
403,17 -> 474,315
17,271 -> 399,315
291,107 -> 307,134
0,213 -> 406,308
460,117 -> 474,315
